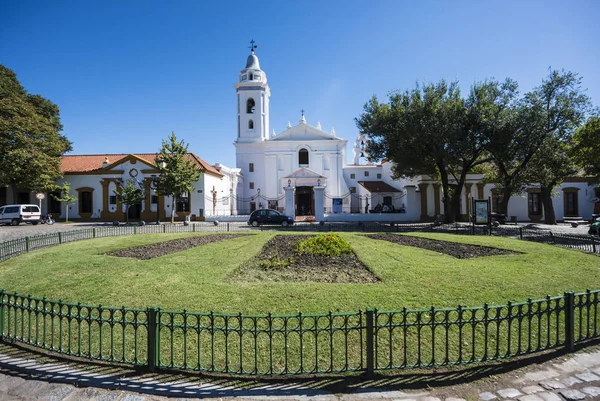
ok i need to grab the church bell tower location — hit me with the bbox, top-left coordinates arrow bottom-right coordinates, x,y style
234,40 -> 270,143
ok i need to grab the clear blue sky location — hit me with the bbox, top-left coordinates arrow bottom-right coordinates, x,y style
1,0 -> 599,168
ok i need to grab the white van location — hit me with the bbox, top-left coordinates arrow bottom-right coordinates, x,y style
0,204 -> 42,226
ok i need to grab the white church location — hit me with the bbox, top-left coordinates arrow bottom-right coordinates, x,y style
2,46 -> 598,224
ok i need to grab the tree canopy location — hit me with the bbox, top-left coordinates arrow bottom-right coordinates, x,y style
357,70 -> 593,223
0,65 -> 72,201
571,116 -> 600,185
153,132 -> 202,223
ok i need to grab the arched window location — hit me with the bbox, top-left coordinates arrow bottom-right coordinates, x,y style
299,148 -> 309,165
248,119 -> 254,129
249,72 -> 254,80
246,98 -> 255,114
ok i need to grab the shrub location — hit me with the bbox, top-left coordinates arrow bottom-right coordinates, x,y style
260,249 -> 294,269
296,233 -> 353,256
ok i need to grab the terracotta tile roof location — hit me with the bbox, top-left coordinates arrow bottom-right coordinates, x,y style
61,153 -> 223,177
358,181 -> 401,193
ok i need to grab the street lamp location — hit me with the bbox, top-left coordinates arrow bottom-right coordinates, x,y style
150,175 -> 161,224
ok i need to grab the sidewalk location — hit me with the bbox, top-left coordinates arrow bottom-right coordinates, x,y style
0,343 -> 599,400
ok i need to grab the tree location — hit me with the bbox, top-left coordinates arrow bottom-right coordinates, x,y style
486,70 -> 590,216
153,132 -> 201,223
527,138 -> 578,224
0,65 -> 72,201
115,179 -> 144,224
571,116 -> 600,185
52,182 -> 77,222
356,79 -> 514,223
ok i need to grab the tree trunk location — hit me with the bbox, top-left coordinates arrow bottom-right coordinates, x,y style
439,171 -> 453,224
125,205 -> 130,224
540,186 -> 557,225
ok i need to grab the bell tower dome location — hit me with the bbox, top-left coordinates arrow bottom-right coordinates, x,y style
234,40 -> 270,143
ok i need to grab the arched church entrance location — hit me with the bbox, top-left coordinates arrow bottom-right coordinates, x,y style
295,186 -> 314,216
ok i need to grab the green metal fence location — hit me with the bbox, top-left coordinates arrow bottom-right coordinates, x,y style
0,289 -> 598,375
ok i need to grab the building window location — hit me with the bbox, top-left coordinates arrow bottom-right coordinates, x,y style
248,119 -> 254,129
383,196 -> 392,206
249,182 -> 254,190
151,195 -> 158,205
528,192 -> 541,215
364,171 -> 369,177
246,98 -> 255,113
377,173 -> 382,179
350,187 -> 356,193
299,148 -> 309,165
350,173 -> 355,179
109,195 -> 117,205
249,163 -> 254,172
176,192 -> 190,212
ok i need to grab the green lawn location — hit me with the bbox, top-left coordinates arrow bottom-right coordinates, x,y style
1,231 -> 598,314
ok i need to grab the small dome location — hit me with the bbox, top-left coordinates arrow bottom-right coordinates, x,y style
245,54 -> 260,70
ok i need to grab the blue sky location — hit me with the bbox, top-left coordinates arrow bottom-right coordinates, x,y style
1,0 -> 599,168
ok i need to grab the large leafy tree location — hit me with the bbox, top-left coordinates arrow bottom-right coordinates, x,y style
153,132 -> 201,223
0,65 -> 72,201
356,81 -> 464,222
486,70 -> 590,216
571,116 -> 600,185
356,79 -> 516,223
526,138 -> 578,224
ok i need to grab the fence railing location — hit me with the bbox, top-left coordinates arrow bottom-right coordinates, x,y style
1,289 -> 598,375
0,222 -> 598,376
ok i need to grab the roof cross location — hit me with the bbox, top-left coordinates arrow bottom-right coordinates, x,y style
249,39 -> 257,54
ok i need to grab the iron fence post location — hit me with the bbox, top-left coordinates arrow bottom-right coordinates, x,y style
365,308 -> 374,376
549,231 -> 555,244
564,292 -> 575,352
147,307 -> 159,372
25,237 -> 29,252
58,232 -> 62,244
227,222 -> 230,232
591,237 -> 597,254
93,228 -> 96,238
519,227 -> 523,240
0,289 -> 4,340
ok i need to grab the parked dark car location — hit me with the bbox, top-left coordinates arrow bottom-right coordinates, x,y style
248,209 -> 294,227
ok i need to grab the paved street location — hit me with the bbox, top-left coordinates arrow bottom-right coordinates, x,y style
0,345 -> 600,400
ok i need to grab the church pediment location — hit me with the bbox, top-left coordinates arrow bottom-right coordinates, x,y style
272,123 -> 339,141
284,167 -> 327,179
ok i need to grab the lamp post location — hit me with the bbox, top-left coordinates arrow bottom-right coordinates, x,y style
230,187 -> 233,216
150,175 -> 160,224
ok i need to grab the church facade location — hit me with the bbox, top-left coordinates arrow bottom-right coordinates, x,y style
2,47 -> 598,224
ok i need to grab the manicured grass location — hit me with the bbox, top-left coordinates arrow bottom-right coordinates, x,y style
0,231 -> 598,314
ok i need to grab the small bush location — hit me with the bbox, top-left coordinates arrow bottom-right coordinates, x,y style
296,233 -> 353,256
260,249 -> 294,269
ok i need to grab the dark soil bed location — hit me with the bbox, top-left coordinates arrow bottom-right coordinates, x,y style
366,233 -> 518,258
106,234 -> 248,260
230,235 -> 379,283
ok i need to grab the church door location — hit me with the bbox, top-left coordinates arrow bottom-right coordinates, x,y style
295,186 -> 314,216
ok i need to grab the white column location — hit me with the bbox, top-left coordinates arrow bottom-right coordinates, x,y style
314,186 -> 325,222
284,186 -> 295,219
